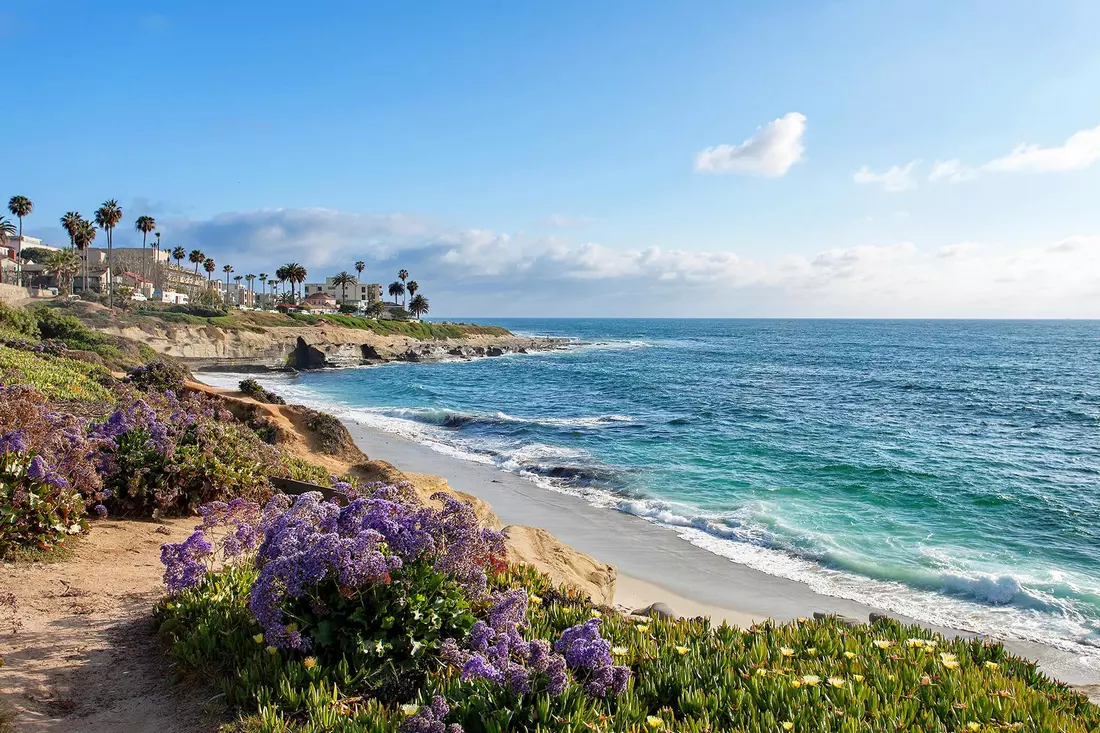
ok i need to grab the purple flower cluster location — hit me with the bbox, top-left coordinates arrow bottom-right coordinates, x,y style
90,398 -> 173,457
249,492 -> 402,650
553,619 -> 630,697
398,696 -> 463,733
197,498 -> 263,556
450,589 -> 569,697
160,530 -> 214,594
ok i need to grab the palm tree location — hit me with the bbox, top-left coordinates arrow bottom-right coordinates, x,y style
173,246 -> 186,270
406,280 -> 419,301
245,273 -> 256,307
189,249 -> 205,294
355,261 -> 365,279
233,274 -> 243,306
74,220 -> 97,294
258,272 -> 268,308
398,269 -> 409,307
134,215 -> 156,283
60,212 -> 83,249
281,262 -> 306,302
0,217 -> 15,247
44,249 -> 80,295
332,271 -> 354,304
223,264 -> 234,295
204,257 -> 216,288
153,231 -> 162,291
408,294 -> 430,320
93,199 -> 123,307
7,196 -> 32,239
0,217 -> 15,279
367,300 -> 386,319
388,280 -> 405,305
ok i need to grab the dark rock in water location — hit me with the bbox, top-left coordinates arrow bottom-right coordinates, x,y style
486,346 -> 505,357
813,611 -> 860,626
360,344 -> 384,362
633,602 -> 677,620
869,612 -> 890,624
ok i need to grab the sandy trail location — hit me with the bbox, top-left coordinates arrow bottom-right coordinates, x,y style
0,518 -> 223,733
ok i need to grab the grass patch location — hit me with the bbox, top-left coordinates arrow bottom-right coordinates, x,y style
288,313 -> 510,339
0,346 -> 115,402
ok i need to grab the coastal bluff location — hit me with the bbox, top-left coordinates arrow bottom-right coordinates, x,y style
91,320 -> 566,370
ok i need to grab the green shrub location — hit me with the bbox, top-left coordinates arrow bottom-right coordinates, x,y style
0,304 -> 39,339
128,359 -> 189,393
239,378 -> 286,405
304,409 -> 353,455
0,450 -> 88,557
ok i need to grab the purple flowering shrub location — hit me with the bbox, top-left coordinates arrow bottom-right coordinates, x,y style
0,385 -> 108,555
94,387 -> 280,515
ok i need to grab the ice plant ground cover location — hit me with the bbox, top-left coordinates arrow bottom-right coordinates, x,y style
156,492 -> 1100,733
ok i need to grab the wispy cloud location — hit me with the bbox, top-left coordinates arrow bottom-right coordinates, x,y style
928,159 -> 977,183
148,207 -> 1100,317
694,113 -> 807,177
853,161 -> 920,192
538,214 -> 592,230
983,124 -> 1100,173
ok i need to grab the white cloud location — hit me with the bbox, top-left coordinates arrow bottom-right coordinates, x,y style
985,124 -> 1100,173
928,159 -> 977,183
853,161 -> 919,192
694,112 -> 806,177
150,206 -> 1100,316
925,123 -> 1100,184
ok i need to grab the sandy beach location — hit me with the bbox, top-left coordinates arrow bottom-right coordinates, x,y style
342,417 -> 1100,694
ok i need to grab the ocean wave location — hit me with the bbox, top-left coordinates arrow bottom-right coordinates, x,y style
362,406 -> 639,432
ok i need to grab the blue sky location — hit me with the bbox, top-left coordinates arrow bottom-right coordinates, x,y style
5,1 -> 1100,316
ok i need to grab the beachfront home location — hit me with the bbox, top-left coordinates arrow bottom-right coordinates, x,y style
302,277 -> 383,310
302,291 -> 338,313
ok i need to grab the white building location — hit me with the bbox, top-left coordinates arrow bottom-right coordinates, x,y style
302,277 -> 382,307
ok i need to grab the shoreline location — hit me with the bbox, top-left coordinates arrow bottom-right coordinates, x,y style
338,416 -> 1100,694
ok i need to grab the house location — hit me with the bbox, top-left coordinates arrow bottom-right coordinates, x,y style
302,291 -> 338,313
302,277 -> 383,308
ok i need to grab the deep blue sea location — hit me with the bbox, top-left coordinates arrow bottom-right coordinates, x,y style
209,319 -> 1100,662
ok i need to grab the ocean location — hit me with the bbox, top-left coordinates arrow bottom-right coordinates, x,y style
202,318 -> 1100,664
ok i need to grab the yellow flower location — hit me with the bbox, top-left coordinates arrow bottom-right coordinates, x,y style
872,640 -> 893,649
805,647 -> 817,655
528,594 -> 542,605
796,616 -> 809,623
853,674 -> 864,682
635,624 -> 650,634
828,676 -> 844,688
800,674 -> 820,687
253,633 -> 264,644
967,724 -> 981,731
591,610 -> 602,618
790,680 -> 802,689
782,723 -> 794,731
265,646 -> 278,656
984,661 -> 999,670
675,646 -> 690,656
780,646 -> 795,657
400,704 -> 419,716
843,651 -> 856,659
887,674 -> 896,681
612,646 -> 629,656
906,638 -> 925,647
303,656 -> 317,669
285,623 -> 298,634
755,667 -> 767,676
941,652 -> 959,669
645,716 -> 663,729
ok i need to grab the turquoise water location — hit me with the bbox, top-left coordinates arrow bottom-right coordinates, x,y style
208,319 -> 1100,662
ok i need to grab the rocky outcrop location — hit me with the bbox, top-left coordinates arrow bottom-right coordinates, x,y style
502,525 -> 617,606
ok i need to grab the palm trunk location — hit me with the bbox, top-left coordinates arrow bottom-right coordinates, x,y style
107,229 -> 113,308
141,232 -> 147,285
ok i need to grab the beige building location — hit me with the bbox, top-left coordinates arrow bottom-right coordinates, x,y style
302,277 -> 383,307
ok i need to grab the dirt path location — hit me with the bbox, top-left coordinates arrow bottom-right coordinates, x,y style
0,518 -> 225,732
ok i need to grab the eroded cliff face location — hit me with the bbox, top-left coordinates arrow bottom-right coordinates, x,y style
95,322 -> 565,369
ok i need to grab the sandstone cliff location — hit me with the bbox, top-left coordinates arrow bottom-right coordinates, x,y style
95,321 -> 565,370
